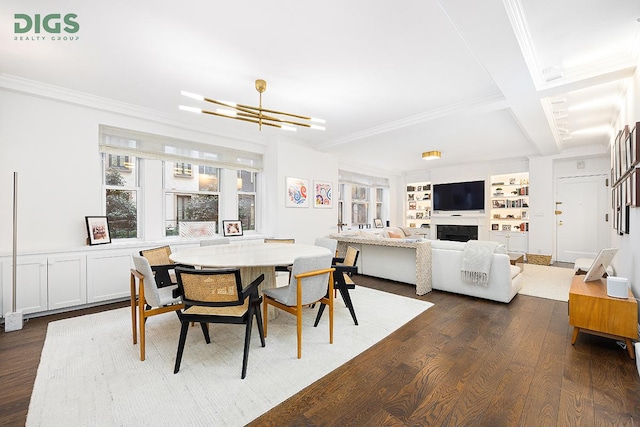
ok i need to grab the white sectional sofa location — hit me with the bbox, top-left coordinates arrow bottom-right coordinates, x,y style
331,228 -> 523,303
431,240 -> 523,303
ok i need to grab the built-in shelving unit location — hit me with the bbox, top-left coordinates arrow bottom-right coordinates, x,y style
489,173 -> 529,253
406,182 -> 431,229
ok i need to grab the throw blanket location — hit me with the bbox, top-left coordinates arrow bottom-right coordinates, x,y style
461,240 -> 500,286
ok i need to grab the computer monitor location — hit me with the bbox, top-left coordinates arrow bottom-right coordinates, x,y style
583,248 -> 618,282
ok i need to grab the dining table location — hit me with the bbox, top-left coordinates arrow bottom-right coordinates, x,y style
169,241 -> 332,319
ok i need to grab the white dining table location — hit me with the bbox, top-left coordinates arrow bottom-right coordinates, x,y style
169,241 -> 332,318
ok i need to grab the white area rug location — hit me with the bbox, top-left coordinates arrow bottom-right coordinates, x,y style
27,287 -> 432,426
517,263 -> 576,301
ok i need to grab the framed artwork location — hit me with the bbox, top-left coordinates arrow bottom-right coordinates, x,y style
313,180 -> 333,208
373,218 -> 383,228
285,177 -> 309,208
222,220 -> 243,237
85,216 -> 111,245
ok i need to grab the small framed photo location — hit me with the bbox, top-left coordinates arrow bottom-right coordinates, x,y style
491,224 -> 499,231
373,218 -> 383,228
85,216 -> 111,245
502,224 -> 511,231
521,210 -> 528,219
222,220 -> 243,237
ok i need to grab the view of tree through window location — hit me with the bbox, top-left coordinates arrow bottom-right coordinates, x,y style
238,170 -> 256,231
105,158 -> 138,238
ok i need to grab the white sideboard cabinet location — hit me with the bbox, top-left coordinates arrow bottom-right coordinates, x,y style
1,256 -> 48,316
86,250 -> 133,303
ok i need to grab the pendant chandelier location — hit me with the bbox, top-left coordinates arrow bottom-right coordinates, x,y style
179,79 -> 325,132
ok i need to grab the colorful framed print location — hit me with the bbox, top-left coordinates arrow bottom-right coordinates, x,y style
313,180 -> 333,208
286,177 -> 309,208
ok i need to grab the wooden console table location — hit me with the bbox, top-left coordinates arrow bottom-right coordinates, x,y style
569,274 -> 637,359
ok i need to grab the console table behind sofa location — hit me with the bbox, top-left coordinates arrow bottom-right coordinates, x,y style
333,237 -> 432,295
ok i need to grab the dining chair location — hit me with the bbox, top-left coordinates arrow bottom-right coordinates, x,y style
262,253 -> 334,359
264,237 -> 296,276
140,245 -> 176,288
130,255 -> 184,361
200,238 -> 230,246
314,246 -> 360,326
173,267 -> 265,379
314,237 -> 338,257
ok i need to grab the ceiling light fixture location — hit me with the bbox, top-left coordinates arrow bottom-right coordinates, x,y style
179,79 -> 325,132
422,150 -> 441,160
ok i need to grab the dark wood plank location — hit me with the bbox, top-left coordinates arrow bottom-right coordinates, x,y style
2,272 -> 639,427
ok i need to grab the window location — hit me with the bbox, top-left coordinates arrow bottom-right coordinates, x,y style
238,170 -> 257,231
104,154 -> 139,239
174,162 -> 192,177
351,186 -> 369,225
375,188 -> 383,219
339,170 -> 389,228
164,162 -> 220,236
108,155 -> 132,171
100,126 -> 263,239
338,184 -> 344,228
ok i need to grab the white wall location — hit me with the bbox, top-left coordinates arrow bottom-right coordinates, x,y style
267,139 -> 339,244
0,87 -> 267,254
610,59 -> 640,303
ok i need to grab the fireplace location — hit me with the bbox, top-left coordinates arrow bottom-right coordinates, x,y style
437,225 -> 478,242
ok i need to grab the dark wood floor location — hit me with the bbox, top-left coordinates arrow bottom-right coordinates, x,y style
1,274 -> 639,426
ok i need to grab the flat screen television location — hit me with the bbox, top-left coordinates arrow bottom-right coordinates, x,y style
433,180 -> 485,212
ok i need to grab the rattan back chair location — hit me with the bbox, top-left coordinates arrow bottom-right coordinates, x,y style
173,268 -> 265,379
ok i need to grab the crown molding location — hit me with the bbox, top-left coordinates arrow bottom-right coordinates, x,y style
316,93 -> 507,151
0,74 -> 268,147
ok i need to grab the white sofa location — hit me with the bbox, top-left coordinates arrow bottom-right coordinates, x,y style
331,231 -> 523,303
431,240 -> 523,303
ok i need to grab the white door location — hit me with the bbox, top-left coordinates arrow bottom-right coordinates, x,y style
556,175 -> 609,263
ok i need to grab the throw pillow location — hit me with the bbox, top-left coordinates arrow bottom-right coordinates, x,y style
388,231 -> 401,238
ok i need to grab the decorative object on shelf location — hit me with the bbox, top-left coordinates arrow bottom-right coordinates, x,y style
492,199 -> 506,208
407,185 -> 416,192
86,216 -> 111,246
373,218 -> 383,228
509,178 -> 516,184
408,201 -> 417,210
285,177 -> 309,208
422,150 -> 441,160
179,80 -> 325,132
313,180 -> 332,208
493,214 -> 501,219
521,210 -> 528,219
502,224 -> 511,231
491,224 -> 499,231
408,193 -> 415,201
417,186 -> 422,191
222,220 -> 243,237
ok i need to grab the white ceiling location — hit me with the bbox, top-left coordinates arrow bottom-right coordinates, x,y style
1,0 -> 639,174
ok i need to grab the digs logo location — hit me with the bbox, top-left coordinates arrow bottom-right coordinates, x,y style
14,13 -> 80,41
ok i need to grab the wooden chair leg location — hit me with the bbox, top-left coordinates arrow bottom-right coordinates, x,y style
296,306 -> 302,359
138,296 -> 146,361
130,274 -> 138,345
263,298 -> 269,338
